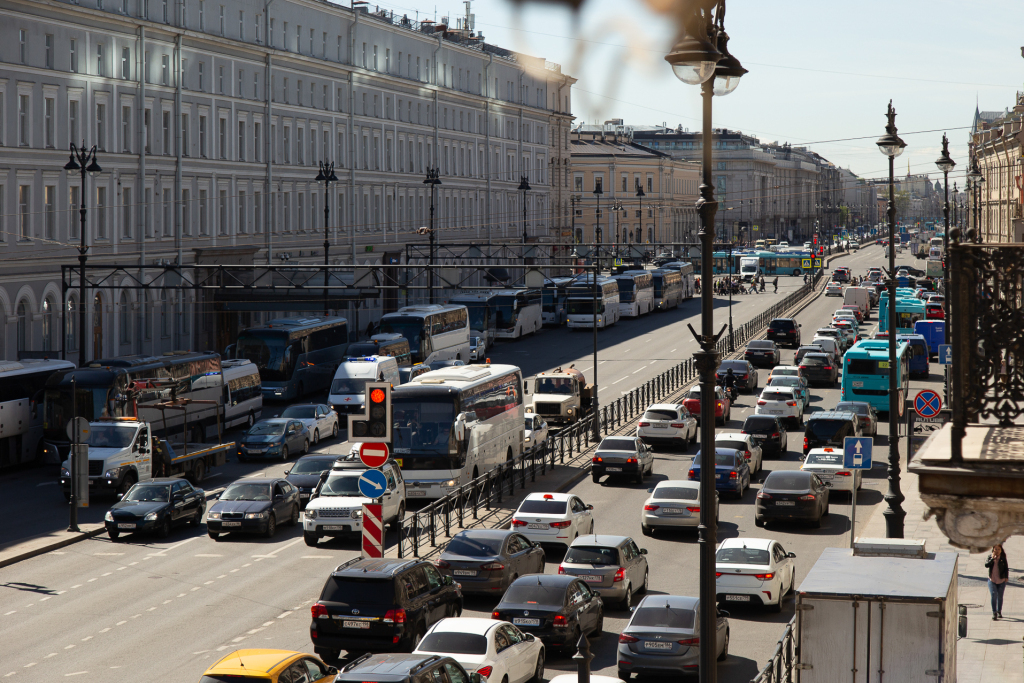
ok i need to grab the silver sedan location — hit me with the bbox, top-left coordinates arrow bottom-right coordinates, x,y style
640,480 -> 718,535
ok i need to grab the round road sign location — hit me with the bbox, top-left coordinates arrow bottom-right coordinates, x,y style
359,442 -> 390,468
914,390 -> 942,418
358,469 -> 389,499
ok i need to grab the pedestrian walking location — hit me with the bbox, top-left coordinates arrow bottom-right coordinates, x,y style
365,321 -> 375,339
986,544 -> 1009,620
760,277 -> 766,293
773,276 -> 779,293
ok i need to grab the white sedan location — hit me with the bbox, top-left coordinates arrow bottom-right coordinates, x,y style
636,403 -> 698,450
279,403 -> 340,444
801,447 -> 862,493
715,432 -> 763,475
415,617 -> 545,683
825,282 -> 843,297
524,412 -> 549,453
511,492 -> 595,548
755,386 -> 803,428
640,479 -> 717,534
715,537 -> 797,612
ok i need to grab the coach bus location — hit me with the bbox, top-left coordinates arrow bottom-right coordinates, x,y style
541,277 -> 575,326
449,292 -> 498,349
0,359 -> 76,468
566,275 -> 621,329
379,304 -> 470,365
613,271 -> 655,318
391,363 -> 525,499
490,289 -> 543,339
841,339 -> 910,414
650,269 -> 683,310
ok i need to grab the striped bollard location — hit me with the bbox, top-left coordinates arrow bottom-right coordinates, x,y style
361,503 -> 384,558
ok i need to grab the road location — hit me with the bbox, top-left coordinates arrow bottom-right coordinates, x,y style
1,244 -> 942,682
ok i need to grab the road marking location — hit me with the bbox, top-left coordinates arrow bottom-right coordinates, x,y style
23,664 -> 35,669
86,578 -> 97,583
44,654 -> 58,659
162,600 -> 172,605
115,621 -> 127,626
229,568 -> 239,573
247,628 -> 264,635
190,587 -> 201,591
177,593 -> 186,598
81,637 -> 92,642
131,614 -> 141,619
4,611 -> 15,616
611,377 -> 626,385
598,360 -> 607,365
147,537 -> 198,557
64,672 -> 89,677
70,585 -> 82,589
262,621 -> 275,626
252,538 -> 303,559
301,555 -> 332,559
204,581 -> 214,585
64,645 -> 75,650
194,554 -> 223,557
231,637 -> 246,643
101,572 -> 112,577
671,348 -> 677,353
128,562 -> 138,566
242,563 -> 251,567
631,365 -> 648,374
217,575 -> 227,579
39,597 -> 51,602
93,553 -> 124,556
216,646 -> 229,651
192,651 -> 210,655
277,611 -> 292,619
98,628 -> 110,633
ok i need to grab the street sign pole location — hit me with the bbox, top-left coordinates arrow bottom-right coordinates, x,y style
844,437 -> 873,549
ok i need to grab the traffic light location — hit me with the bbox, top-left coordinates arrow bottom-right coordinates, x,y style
348,382 -> 392,443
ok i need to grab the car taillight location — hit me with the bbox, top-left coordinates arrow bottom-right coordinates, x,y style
717,401 -> 723,407
644,504 -> 660,511
671,423 -> 686,428
742,375 -> 749,380
435,560 -> 451,569
383,608 -> 406,624
772,432 -> 780,438
492,611 -> 502,620
476,666 -> 494,679
799,365 -> 807,369
688,469 -> 696,479
715,572 -> 722,578
619,634 -> 639,643
823,366 -> 833,370
481,562 -> 506,571
803,437 -> 808,449
757,400 -> 766,405
613,567 -> 626,582
626,458 -> 637,464
799,494 -> 816,501
837,471 -> 852,477
754,573 -> 775,580
311,603 -> 329,619
677,637 -> 699,645
638,422 -> 650,427
744,450 -> 751,460
553,615 -> 569,627
593,456 -> 603,463
786,401 -> 796,407
558,565 -> 567,574
549,520 -> 572,528
757,491 -> 772,500
729,472 -> 738,479
511,519 -> 528,527
686,506 -> 700,513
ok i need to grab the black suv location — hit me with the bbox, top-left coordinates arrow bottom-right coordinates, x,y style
802,411 -> 861,454
335,654 -> 480,683
310,557 -> 464,661
741,414 -> 788,458
767,318 -> 801,348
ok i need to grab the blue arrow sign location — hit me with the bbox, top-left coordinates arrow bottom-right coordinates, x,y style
358,469 -> 388,499
938,344 -> 952,365
844,437 -> 873,469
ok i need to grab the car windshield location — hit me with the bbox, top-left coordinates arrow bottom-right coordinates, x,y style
742,416 -> 779,433
629,606 -> 696,630
321,475 -> 361,497
320,577 -> 395,604
518,499 -> 567,515
765,472 -> 813,491
84,424 -> 137,449
124,484 -> 171,502
769,378 -> 801,388
643,409 -> 677,421
747,341 -> 773,350
249,422 -> 286,436
418,632 -> 488,656
693,452 -> 738,467
687,389 -> 701,399
653,486 -> 698,501
525,417 -> 536,430
806,451 -> 843,465
717,546 -> 771,564
445,535 -> 504,557
534,377 -> 575,394
807,419 -> 847,439
599,438 -> 636,452
281,406 -> 317,419
717,440 -> 748,451
290,458 -> 335,474
332,377 -> 370,395
760,391 -> 791,402
836,403 -> 868,416
718,360 -> 748,372
772,368 -> 798,376
220,483 -> 272,501
501,584 -> 566,607
801,356 -> 828,366
564,546 -> 619,565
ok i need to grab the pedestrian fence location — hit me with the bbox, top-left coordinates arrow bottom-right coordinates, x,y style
751,617 -> 797,683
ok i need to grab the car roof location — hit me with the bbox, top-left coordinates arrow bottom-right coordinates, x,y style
453,528 -> 515,542
429,617 -> 502,636
332,557 -> 422,578
646,404 -> 681,411
654,479 -> 699,489
719,537 -> 772,550
524,492 -> 573,502
284,403 -> 324,409
716,432 -> 752,441
257,418 -> 292,424
805,353 -> 832,359
636,594 -> 699,611
205,649 -> 305,676
807,410 -> 858,420
228,477 -> 281,484
762,386 -> 796,394
511,573 -> 577,587
835,401 -> 871,411
140,478 -> 178,484
572,534 -> 631,547
806,448 -> 843,457
341,653 -> 450,676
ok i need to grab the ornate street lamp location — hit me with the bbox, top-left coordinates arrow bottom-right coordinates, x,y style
968,160 -> 984,242
876,99 -> 907,539
518,176 -> 531,271
934,135 -> 955,339
315,161 -> 339,317
593,182 -> 604,271
423,168 -> 442,303
665,3 -> 744,680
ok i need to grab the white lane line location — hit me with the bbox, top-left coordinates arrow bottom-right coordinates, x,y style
162,600 -> 172,605
39,597 -> 51,602
98,628 -> 110,633
147,537 -> 198,557
4,611 -> 15,616
231,637 -> 246,643
115,621 -> 127,626
128,562 -> 138,566
216,646 -> 229,651
147,607 -> 157,612
81,637 -> 92,642
631,365 -> 649,374
598,360 -> 607,365
116,567 -> 127,571
190,587 -> 201,591
101,572 -> 112,577
301,555 -> 332,559
217,575 -> 227,579
671,348 -> 677,353
23,664 -> 35,669
193,650 -> 210,655
277,611 -> 292,619
64,645 -> 75,650
44,654 -> 58,659
64,672 -> 89,677
246,628 -> 264,635
194,554 -> 223,557
86,578 -> 97,583
251,537 -> 303,559
204,581 -> 215,585
262,621 -> 275,627
177,593 -> 186,598
229,568 -> 239,573
611,377 -> 627,385
70,585 -> 82,589
93,553 -> 124,556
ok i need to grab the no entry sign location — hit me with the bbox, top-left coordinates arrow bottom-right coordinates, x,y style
359,442 -> 390,468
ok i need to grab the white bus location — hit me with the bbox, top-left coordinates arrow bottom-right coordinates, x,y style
566,275 -> 621,329
491,288 -> 543,339
613,271 -> 655,318
541,277 -> 575,327
391,363 -> 525,499
379,304 -> 470,365
663,261 -> 696,299
0,359 -> 76,468
221,359 -> 263,430
651,268 -> 683,310
449,292 -> 498,349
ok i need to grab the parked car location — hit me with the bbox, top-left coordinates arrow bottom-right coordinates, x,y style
207,478 -> 301,539
834,401 -> 879,437
492,575 -> 604,653
415,618 -> 545,683
280,404 -> 340,444
559,535 -> 649,609
592,436 -> 655,485
199,649 -> 336,683
766,318 -> 801,348
755,470 -> 831,528
238,418 -> 310,461
682,385 -> 731,425
636,403 -> 698,450
715,538 -> 796,612
617,595 -> 729,679
436,530 -> 545,595
688,449 -> 750,498
743,340 -> 781,367
798,352 -> 839,387
104,478 -> 205,540
715,359 -> 759,393
740,414 -> 788,459
640,480 -> 717,536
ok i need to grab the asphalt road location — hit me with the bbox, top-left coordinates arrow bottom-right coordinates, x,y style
1,244 -> 942,682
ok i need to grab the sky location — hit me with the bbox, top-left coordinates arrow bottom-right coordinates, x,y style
392,0 -> 1024,187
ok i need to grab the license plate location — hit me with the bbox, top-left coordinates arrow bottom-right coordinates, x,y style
299,493 -> 310,498
323,525 -> 346,531
653,424 -> 667,429
725,595 -> 751,602
662,508 -> 683,515
246,449 -> 266,454
767,410 -> 782,414
117,523 -> 135,529
853,381 -> 864,388
817,474 -> 834,480
776,501 -> 795,506
453,570 -> 477,577
343,620 -> 370,629
716,474 -> 723,479
513,618 -> 541,626
527,523 -> 547,529
582,575 -> 602,583
644,641 -> 673,650
408,490 -> 426,497
222,521 -> 242,527
606,467 -> 623,472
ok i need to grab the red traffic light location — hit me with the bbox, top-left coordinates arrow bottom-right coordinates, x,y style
370,388 -> 386,403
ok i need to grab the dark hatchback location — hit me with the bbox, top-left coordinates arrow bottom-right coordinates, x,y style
743,340 -> 780,368
741,415 -> 788,458
798,352 -> 839,387
688,449 -> 750,497
335,654 -> 480,683
716,359 -> 759,393
492,574 -> 604,653
766,318 -> 801,348
238,418 -> 309,461
285,454 -> 339,509
755,470 -> 830,528
435,529 -> 546,595
311,558 -> 463,661
802,411 -> 860,454
206,478 -> 301,539
104,478 -> 205,540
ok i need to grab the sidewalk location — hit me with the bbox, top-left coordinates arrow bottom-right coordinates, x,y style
858,454 -> 1023,682
0,523 -> 105,569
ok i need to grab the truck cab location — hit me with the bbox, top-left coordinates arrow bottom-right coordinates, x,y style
527,367 -> 592,426
59,419 -> 154,497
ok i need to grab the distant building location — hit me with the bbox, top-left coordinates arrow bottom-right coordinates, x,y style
971,98 -> 1024,242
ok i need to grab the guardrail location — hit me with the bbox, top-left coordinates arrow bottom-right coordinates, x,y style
395,266 -> 829,558
751,617 -> 798,683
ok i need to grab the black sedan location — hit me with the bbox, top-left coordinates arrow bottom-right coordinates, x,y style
755,470 -> 830,528
743,340 -> 780,368
798,352 -> 839,387
104,478 -> 205,540
206,478 -> 301,540
285,454 -> 339,509
436,529 -> 545,595
237,418 -> 310,462
493,574 -> 604,654
741,415 -> 788,458
715,359 -> 759,393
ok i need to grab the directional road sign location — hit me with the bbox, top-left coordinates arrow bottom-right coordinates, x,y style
357,468 -> 388,499
938,344 -> 953,365
844,437 -> 873,469
359,442 -> 390,469
914,389 -> 942,418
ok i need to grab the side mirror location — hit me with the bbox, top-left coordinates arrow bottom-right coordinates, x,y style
454,412 -> 470,441
788,552 -> 797,558
718,609 -> 731,618
524,632 -> 536,642
274,493 -> 284,500
640,548 -> 648,555
824,481 -> 833,488
587,504 -> 594,510
283,469 -> 291,475
326,667 -> 339,676
647,488 -> 654,493
443,575 -> 454,586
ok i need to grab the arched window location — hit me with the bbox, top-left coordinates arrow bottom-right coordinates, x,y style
16,301 -> 27,354
119,291 -> 131,345
42,296 -> 54,352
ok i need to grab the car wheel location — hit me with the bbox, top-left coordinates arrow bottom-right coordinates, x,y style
107,530 -> 120,541
717,628 -> 730,661
289,504 -> 300,526
190,506 -> 204,526
594,608 -> 605,635
391,502 -> 406,532
532,652 -> 545,683
641,524 -> 653,537
246,412 -> 255,429
117,471 -> 137,498
634,468 -> 644,485
313,429 -> 320,445
209,531 -> 221,541
620,584 -> 632,611
331,421 -> 339,439
156,518 -> 171,539
303,439 -> 310,455
407,625 -> 425,653
754,516 -> 764,528
812,513 -> 822,529
768,595 -> 783,613
280,445 -> 289,462
264,513 -> 277,538
824,500 -> 830,516
640,570 -> 649,595
618,671 -> 632,682
304,531 -> 318,546
592,475 -> 601,485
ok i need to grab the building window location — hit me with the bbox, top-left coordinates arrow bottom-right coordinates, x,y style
297,128 -> 304,165
198,189 -> 208,234
96,43 -> 104,77
297,193 -> 304,232
18,95 -> 29,146
198,61 -> 205,91
17,301 -> 28,353
44,98 -> 55,148
70,38 -> 78,73
121,47 -> 130,79
18,185 -> 30,239
253,73 -> 259,100
143,109 -> 152,153
199,0 -> 205,30
121,106 -> 131,152
162,188 -> 172,236
254,192 -> 262,233
96,186 -> 107,239
283,126 -> 290,163
45,34 -> 54,69
218,117 -> 226,158
19,29 -> 27,64
161,55 -> 169,85
219,4 -> 225,35
219,189 -> 227,234
45,185 -> 56,240
162,111 -> 171,155
238,10 -> 244,40
181,188 -> 190,235
69,186 -> 81,239
237,120 -> 245,161
199,115 -> 207,157
181,113 -> 189,156
119,292 -> 130,345
218,65 -> 224,94
254,122 -> 261,162
283,192 -> 290,231
122,187 -> 132,238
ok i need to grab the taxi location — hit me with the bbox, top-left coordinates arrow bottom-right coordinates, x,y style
800,447 -> 862,493
197,649 -> 336,682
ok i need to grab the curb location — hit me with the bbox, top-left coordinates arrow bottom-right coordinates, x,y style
0,527 -> 106,570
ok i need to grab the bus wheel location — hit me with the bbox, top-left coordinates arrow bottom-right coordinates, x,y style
793,269 -> 801,276
246,412 -> 255,429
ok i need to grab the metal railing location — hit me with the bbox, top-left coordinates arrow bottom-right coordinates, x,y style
751,617 -> 798,683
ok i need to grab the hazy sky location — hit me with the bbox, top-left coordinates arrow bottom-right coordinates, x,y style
404,0 -> 1024,186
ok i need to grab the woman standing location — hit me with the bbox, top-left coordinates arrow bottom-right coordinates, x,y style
986,544 -> 1009,619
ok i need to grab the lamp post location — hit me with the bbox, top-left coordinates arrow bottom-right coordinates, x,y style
610,202 -> 624,259
593,183 -> 604,272
635,180 -> 645,259
934,135 -> 955,342
665,4 -> 745,680
968,159 -> 984,243
875,99 -> 908,539
316,161 -> 339,317
518,176 -> 531,272
423,168 -> 441,303
570,193 -> 582,246
63,142 -> 102,369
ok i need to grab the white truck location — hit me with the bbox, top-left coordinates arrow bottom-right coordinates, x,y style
527,365 -> 594,426
794,539 -> 958,683
739,256 -> 761,282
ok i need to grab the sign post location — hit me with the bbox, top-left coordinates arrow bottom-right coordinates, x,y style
66,414 -> 91,531
844,437 -> 873,549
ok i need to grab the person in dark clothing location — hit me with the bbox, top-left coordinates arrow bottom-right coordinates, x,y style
365,321 -> 375,339
773,276 -> 779,293
986,544 -> 1009,619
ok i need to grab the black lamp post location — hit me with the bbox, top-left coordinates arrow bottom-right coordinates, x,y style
593,182 -> 604,272
968,159 -> 984,243
665,4 -> 745,680
518,176 -> 531,272
875,99 -> 908,539
635,181 -> 645,259
423,168 -> 441,303
63,142 -> 102,369
934,135 -> 955,341
610,202 -> 624,258
316,161 -> 339,317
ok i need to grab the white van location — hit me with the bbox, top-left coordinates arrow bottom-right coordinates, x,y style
222,359 -> 263,430
328,355 -> 400,415
739,256 -> 761,282
843,287 -> 872,320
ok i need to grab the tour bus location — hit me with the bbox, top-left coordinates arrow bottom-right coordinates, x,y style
677,262 -> 696,299
221,358 -> 263,430
650,268 -> 683,310
878,297 -> 926,335
378,304 -> 470,365
391,363 -> 525,499
0,358 -> 76,468
566,275 -> 621,329
613,271 -> 655,318
541,277 -> 575,326
43,351 -> 224,456
490,288 -> 543,339
841,339 -> 910,414
449,292 -> 498,349
347,334 -> 413,367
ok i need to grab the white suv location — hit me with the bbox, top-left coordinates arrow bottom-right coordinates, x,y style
756,386 -> 803,428
636,403 -> 698,450
301,459 -> 406,546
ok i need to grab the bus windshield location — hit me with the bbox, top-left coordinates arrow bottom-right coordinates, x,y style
378,317 -> 426,354
492,296 -> 519,329
461,302 -> 490,332
44,385 -> 114,426
235,331 -> 297,382
391,394 -> 457,455
567,300 -> 603,315
542,290 -> 560,312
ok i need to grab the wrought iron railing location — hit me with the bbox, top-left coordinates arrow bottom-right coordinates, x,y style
751,617 -> 798,683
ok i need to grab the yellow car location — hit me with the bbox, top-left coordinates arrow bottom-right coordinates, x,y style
198,649 -> 336,682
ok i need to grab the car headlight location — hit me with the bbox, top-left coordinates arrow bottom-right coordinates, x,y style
350,509 -> 363,519
104,511 -> 114,522
104,467 -> 123,479
267,444 -> 281,452
305,509 -> 318,519
60,467 -> 70,478
144,512 -> 159,521
443,479 -> 456,487
525,436 -> 532,443
245,511 -> 267,519
208,511 -> 221,519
